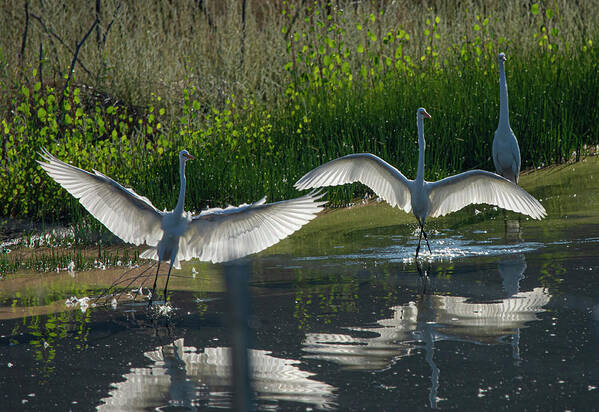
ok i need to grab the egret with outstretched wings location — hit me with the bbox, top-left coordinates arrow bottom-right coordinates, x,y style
295,108 -> 545,257
39,149 -> 324,303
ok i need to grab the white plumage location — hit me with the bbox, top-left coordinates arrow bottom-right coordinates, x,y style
295,108 -> 546,257
38,148 -> 325,302
492,52 -> 521,184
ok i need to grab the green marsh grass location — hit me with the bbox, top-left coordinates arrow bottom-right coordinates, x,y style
0,1 -> 598,235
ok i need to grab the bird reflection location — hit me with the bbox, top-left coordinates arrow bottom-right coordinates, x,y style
498,254 -> 526,297
416,260 -> 432,295
504,218 -> 522,242
497,253 -> 527,362
98,338 -> 336,410
303,259 -> 548,409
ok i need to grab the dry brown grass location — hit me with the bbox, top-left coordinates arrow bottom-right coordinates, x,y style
2,1 -> 596,113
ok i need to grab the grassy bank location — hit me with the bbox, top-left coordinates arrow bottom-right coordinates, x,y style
1,1 -> 598,225
3,156 -> 599,275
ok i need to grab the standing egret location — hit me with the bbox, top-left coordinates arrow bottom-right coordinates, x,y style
295,108 -> 546,258
38,149 -> 325,304
493,52 -> 521,184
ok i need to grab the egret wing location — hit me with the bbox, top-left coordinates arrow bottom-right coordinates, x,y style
427,170 -> 546,219
294,153 -> 412,213
38,149 -> 163,246
180,191 -> 325,263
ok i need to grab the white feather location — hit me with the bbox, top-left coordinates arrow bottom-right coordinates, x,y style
182,191 -> 325,263
427,170 -> 545,219
295,153 -> 412,213
38,148 -> 163,246
294,108 -> 546,256
39,149 -> 325,270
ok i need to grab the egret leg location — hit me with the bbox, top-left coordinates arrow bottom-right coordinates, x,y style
163,262 -> 175,303
415,227 -> 423,258
416,260 -> 429,295
422,228 -> 432,253
149,261 -> 162,307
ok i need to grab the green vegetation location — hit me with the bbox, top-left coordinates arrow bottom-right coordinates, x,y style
1,1 -> 598,229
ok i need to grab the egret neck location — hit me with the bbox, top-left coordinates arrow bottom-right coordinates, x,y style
498,57 -> 510,129
416,112 -> 426,185
174,154 -> 187,215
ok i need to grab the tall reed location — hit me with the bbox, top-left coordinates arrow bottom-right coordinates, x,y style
1,1 -> 598,230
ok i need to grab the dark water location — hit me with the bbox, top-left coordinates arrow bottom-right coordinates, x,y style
1,159 -> 599,410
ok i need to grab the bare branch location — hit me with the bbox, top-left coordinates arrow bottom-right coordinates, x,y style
284,0 -> 306,41
30,12 -> 92,77
59,18 -> 99,126
198,0 -> 216,32
240,0 -> 247,69
96,0 -> 102,49
18,1 -> 30,74
38,40 -> 43,87
102,1 -> 122,45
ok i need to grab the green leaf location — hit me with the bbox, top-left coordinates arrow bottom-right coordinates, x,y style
531,3 -> 539,15
37,107 -> 47,120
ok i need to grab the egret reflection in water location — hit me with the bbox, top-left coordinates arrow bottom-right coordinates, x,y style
303,259 -> 549,408
497,253 -> 528,362
98,338 -> 336,410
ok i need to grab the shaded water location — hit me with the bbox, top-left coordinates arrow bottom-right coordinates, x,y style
1,158 -> 599,410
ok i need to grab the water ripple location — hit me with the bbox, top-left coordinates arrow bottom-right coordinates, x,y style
297,235 -> 544,264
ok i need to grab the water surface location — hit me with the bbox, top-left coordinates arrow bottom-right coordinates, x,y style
1,158 -> 599,410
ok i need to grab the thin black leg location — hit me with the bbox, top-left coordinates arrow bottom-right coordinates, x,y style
416,260 -> 429,295
416,226 -> 423,258
422,229 -> 432,253
149,261 -> 161,308
163,263 -> 174,303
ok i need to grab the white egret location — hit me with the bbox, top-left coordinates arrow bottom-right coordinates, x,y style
492,52 -> 521,184
38,149 -> 325,303
295,108 -> 546,258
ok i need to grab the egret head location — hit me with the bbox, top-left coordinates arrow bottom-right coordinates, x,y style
179,149 -> 195,162
417,107 -> 431,120
499,52 -> 507,62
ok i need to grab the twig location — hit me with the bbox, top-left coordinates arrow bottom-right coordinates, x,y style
95,0 -> 102,49
46,35 -> 63,81
30,12 -> 92,77
102,1 -> 121,45
18,1 -> 30,74
199,0 -> 216,32
58,18 -> 98,125
92,261 -> 155,305
38,40 -> 43,87
284,0 -> 306,41
239,0 -> 247,69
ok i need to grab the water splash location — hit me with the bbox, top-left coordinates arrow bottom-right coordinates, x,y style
298,233 -> 543,264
